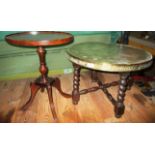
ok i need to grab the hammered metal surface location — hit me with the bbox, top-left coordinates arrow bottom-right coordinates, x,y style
67,42 -> 153,72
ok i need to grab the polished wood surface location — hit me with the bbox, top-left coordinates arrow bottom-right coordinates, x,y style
5,31 -> 74,47
5,31 -> 74,120
0,72 -> 155,123
114,73 -> 129,117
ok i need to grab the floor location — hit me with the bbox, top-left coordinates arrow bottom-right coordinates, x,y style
0,72 -> 155,123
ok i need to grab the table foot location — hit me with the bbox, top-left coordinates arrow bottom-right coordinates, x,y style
21,76 -> 72,120
115,73 -> 129,117
114,104 -> 125,118
21,82 -> 40,111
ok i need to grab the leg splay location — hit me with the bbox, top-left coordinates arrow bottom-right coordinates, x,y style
53,78 -> 72,98
115,73 -> 130,118
46,85 -> 57,120
21,82 -> 40,111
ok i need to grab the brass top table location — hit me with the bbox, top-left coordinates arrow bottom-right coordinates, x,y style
67,42 -> 153,118
67,42 -> 152,72
5,31 -> 74,120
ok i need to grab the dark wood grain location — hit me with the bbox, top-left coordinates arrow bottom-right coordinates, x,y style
72,64 -> 81,105
115,73 -> 130,118
5,31 -> 74,121
71,63 -> 131,118
5,31 -> 74,47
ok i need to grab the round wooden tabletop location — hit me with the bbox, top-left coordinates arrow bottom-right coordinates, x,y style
5,31 -> 74,47
67,42 -> 153,72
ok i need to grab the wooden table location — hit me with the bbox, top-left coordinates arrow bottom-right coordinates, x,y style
67,42 -> 153,118
5,31 -> 74,120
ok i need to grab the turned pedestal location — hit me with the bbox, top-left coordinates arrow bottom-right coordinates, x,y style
5,31 -> 74,120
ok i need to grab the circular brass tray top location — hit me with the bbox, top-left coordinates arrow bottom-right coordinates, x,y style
5,31 -> 74,47
67,42 -> 153,72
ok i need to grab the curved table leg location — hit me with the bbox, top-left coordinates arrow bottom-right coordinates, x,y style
72,64 -> 81,105
115,73 -> 130,118
21,82 -> 40,111
53,78 -> 72,98
46,85 -> 57,120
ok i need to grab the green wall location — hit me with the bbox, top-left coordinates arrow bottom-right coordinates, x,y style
0,31 -> 121,80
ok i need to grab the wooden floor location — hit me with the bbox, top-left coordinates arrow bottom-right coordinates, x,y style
0,71 -> 155,123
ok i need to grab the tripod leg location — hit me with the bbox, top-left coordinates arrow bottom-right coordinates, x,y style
46,85 -> 57,120
53,78 -> 71,98
21,82 -> 40,111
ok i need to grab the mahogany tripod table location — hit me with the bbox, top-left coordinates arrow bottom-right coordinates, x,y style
67,42 -> 153,118
5,31 -> 74,120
